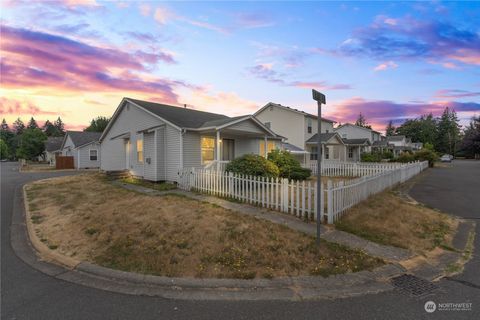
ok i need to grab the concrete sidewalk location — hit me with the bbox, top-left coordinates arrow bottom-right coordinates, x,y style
113,181 -> 413,262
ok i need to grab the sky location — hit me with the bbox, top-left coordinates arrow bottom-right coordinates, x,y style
1,0 -> 479,132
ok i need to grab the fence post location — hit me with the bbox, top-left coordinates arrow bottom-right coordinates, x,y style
327,180 -> 333,224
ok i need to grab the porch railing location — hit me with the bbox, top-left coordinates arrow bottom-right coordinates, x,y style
203,160 -> 230,171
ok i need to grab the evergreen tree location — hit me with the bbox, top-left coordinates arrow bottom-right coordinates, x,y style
16,128 -> 47,160
42,120 -> 59,136
1,119 -> 10,131
27,117 -> 39,129
355,113 -> 372,129
460,116 -> 480,158
53,117 -> 66,136
13,118 -> 25,135
385,120 -> 396,136
436,107 -> 460,155
84,116 -> 110,132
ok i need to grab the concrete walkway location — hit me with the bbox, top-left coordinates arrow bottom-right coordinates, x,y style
112,181 -> 413,262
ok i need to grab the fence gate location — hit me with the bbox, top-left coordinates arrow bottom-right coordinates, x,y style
56,156 -> 74,169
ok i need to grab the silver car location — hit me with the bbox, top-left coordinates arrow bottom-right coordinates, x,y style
440,154 -> 452,162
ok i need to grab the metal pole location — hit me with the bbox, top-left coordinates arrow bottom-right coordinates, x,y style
316,101 -> 322,245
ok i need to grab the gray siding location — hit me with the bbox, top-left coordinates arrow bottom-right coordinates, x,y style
156,127 -> 166,181
143,132 -> 156,180
228,119 -> 264,134
100,101 -> 165,173
77,143 -> 101,168
183,131 -> 201,169
165,125 -> 182,182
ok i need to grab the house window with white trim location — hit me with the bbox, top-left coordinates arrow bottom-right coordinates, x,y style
136,137 -> 143,163
89,149 -> 98,161
348,147 -> 354,159
307,118 -> 312,133
201,136 -> 215,164
259,140 -> 276,157
310,146 -> 318,160
325,147 -> 330,159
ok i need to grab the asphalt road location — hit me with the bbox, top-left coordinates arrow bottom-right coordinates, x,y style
2,161 -> 479,320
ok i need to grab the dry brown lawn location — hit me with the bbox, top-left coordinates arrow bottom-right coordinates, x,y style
335,191 -> 458,254
25,173 -> 383,279
21,163 -> 57,172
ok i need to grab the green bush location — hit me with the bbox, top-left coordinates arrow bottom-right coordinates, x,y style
267,149 -> 311,180
396,152 -> 415,163
414,149 -> 438,167
382,150 -> 394,159
226,154 -> 279,178
361,152 -> 381,162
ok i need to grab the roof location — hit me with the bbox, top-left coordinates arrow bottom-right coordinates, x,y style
342,138 -> 371,146
44,136 -> 64,152
335,123 -> 381,134
128,98 -> 231,129
305,133 -> 340,144
255,102 -> 336,123
283,142 -> 307,153
65,131 -> 102,148
372,140 -> 391,147
386,135 -> 406,142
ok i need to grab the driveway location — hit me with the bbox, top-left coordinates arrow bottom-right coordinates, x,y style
2,161 -> 479,320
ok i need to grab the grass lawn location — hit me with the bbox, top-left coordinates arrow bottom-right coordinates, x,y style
120,176 -> 176,191
25,173 -> 383,279
335,191 -> 458,254
21,163 -> 57,172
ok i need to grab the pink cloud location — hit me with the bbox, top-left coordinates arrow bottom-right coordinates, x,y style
0,97 -> 62,116
435,89 -> 480,99
373,61 -> 398,71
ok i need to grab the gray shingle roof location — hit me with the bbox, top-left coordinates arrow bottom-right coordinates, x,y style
66,131 -> 102,148
386,135 -> 406,142
305,133 -> 338,144
342,138 -> 371,145
44,136 -> 64,152
257,102 -> 336,123
128,98 -> 232,128
372,140 -> 390,147
283,142 -> 306,153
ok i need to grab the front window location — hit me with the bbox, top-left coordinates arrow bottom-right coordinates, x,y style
89,149 -> 98,161
310,146 -> 318,160
307,118 -> 312,133
201,136 -> 215,164
348,147 -> 354,158
259,140 -> 276,157
325,147 -> 330,159
136,137 -> 143,163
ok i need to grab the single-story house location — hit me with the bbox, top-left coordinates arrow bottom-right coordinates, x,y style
61,131 -> 102,169
342,138 -> 371,162
43,136 -> 63,165
305,133 -> 346,161
99,98 -> 283,182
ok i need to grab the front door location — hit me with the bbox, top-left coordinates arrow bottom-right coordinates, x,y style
222,139 -> 235,161
125,139 -> 131,169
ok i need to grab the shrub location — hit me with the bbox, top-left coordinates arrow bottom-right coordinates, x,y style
396,152 -> 415,163
414,149 -> 438,167
267,149 -> 311,180
226,154 -> 279,178
382,150 -> 394,159
361,152 -> 381,162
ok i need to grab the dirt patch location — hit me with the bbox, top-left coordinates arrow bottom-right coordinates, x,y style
335,191 -> 458,254
25,173 -> 383,279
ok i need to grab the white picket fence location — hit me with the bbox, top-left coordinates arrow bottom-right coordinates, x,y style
177,161 -> 428,224
304,160 -> 408,176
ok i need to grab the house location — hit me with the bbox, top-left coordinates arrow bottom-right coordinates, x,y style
99,98 -> 283,182
254,102 -> 339,163
386,135 -> 413,156
60,131 -> 102,169
333,123 -> 386,160
43,136 -> 63,165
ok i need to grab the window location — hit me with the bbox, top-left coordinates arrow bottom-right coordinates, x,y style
89,149 -> 98,161
326,129 -> 329,133
342,134 -> 347,138
348,147 -> 354,159
307,118 -> 312,133
264,122 -> 271,129
222,139 -> 235,161
310,146 -> 318,160
325,147 -> 330,159
136,137 -> 143,163
259,140 -> 276,157
201,136 -> 215,164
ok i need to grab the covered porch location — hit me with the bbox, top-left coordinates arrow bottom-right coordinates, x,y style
305,132 -> 347,164
342,138 -> 371,162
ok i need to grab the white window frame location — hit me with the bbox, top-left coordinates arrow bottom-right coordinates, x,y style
307,118 -> 312,133
136,134 -> 144,164
201,136 -> 215,165
89,148 -> 98,161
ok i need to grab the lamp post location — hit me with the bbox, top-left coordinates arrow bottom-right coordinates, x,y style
312,89 -> 326,245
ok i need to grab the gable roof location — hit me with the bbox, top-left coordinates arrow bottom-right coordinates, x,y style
305,132 -> 344,145
255,102 -> 336,123
335,123 -> 381,134
63,131 -> 102,149
386,135 -> 406,142
283,142 -> 307,154
342,138 -> 371,146
44,136 -> 64,152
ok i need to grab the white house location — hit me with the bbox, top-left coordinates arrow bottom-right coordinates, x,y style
333,123 -> 383,161
386,135 -> 413,156
254,102 -> 342,163
43,136 -> 63,165
100,98 -> 283,182
61,131 -> 102,169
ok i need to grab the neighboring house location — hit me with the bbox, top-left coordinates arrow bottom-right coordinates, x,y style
100,98 -> 282,182
254,102 -> 337,163
61,131 -> 102,169
43,136 -> 63,165
386,135 -> 412,156
411,142 -> 423,151
305,133 -> 347,161
334,123 -> 383,160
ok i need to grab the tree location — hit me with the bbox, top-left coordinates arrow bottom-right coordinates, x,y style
436,107 -> 460,155
395,113 -> 437,146
42,120 -> 60,136
1,119 -> 9,131
355,113 -> 371,129
385,120 -> 396,136
461,116 -> 480,158
27,117 -> 39,129
1,119 -> 16,160
0,138 -> 9,160
84,116 -> 110,132
54,117 -> 66,136
13,118 -> 25,135
16,128 -> 47,160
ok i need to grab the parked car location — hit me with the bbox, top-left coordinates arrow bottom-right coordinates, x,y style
440,154 -> 452,162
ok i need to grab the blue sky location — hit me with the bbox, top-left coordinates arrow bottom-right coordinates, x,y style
1,0 -> 479,131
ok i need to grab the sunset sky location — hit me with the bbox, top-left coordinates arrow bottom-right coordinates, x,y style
1,0 -> 479,132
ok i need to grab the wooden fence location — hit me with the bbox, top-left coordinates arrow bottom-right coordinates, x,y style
55,156 -> 74,169
177,161 -> 428,224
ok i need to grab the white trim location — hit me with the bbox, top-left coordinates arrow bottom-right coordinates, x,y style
154,129 -> 158,180
180,129 -> 184,170
254,102 -> 336,123
88,148 -> 98,161
77,149 -> 80,169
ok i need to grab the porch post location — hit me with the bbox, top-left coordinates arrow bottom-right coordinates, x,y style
264,135 -> 268,158
321,144 -> 325,161
216,130 -> 221,162
357,146 -> 361,162
344,146 -> 347,161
